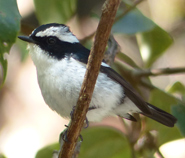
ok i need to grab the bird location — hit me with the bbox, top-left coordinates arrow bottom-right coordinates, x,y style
18,23 -> 177,127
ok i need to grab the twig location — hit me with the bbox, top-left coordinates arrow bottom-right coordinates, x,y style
58,0 -> 121,158
133,67 -> 185,77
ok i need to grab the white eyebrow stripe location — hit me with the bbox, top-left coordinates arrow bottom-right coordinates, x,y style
35,26 -> 79,43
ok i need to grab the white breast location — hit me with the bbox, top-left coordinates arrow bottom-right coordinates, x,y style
28,44 -> 126,121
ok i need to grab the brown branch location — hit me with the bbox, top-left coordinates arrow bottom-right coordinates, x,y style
58,0 -> 121,158
133,67 -> 185,77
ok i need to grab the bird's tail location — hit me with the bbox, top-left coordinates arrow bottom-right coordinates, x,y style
141,103 -> 177,127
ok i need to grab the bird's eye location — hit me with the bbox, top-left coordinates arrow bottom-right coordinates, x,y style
47,37 -> 56,45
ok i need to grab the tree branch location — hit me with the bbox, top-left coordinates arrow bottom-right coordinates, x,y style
133,67 -> 185,77
58,0 -> 121,158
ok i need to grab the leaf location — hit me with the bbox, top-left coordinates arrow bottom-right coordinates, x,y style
137,26 -> 173,67
112,9 -> 155,34
34,0 -> 76,24
35,143 -> 60,158
79,127 -> 131,158
121,0 -> 133,5
147,88 -> 182,145
168,82 -> 185,134
172,104 -> 185,137
116,52 -> 139,68
0,0 -> 21,85
167,81 -> 185,95
0,154 -> 6,158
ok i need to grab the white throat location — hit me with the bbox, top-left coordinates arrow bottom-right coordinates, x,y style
28,44 -> 56,73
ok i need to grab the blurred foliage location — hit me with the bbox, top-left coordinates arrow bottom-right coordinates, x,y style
112,9 -> 155,34
35,143 -> 60,158
167,81 -> 185,96
35,127 -> 131,158
168,82 -> 185,137
116,51 -> 139,68
147,88 -> 182,145
1,0 -> 185,158
0,0 -> 21,85
172,104 -> 185,137
0,154 -> 6,158
79,127 -> 131,158
137,26 -> 173,67
34,0 -> 76,24
15,37 -> 29,61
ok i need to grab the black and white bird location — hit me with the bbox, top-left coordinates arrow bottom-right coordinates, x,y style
18,23 -> 177,127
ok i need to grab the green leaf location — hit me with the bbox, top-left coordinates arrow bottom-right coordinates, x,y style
34,0 -> 76,24
79,127 -> 131,158
116,52 -> 139,68
167,81 -> 185,95
137,26 -> 173,67
147,88 -> 182,145
121,0 -> 133,5
112,9 -> 155,34
35,143 -> 60,158
0,153 -> 6,158
172,104 -> 185,137
0,0 -> 21,85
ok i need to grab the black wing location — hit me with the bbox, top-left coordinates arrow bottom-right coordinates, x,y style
100,66 -> 151,114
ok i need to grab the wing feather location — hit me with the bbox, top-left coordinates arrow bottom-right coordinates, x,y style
100,66 -> 151,114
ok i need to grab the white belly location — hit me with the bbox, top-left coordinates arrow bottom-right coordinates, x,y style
36,57 -> 124,121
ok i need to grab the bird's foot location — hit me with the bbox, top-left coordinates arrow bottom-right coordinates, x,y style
70,106 -> 97,128
60,125 -> 83,143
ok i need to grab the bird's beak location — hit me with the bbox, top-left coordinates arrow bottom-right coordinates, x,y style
18,35 -> 36,44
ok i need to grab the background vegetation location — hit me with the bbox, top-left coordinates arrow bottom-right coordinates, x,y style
0,0 -> 185,158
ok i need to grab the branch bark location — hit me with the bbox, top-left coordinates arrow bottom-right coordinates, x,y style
58,0 -> 121,158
